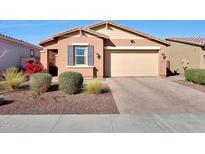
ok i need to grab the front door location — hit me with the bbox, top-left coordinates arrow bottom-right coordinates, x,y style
48,49 -> 58,76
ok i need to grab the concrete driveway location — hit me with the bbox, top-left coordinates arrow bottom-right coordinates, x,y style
106,77 -> 205,114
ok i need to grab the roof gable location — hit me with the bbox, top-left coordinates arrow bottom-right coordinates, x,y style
39,27 -> 108,45
39,21 -> 170,46
89,24 -> 145,40
86,21 -> 170,46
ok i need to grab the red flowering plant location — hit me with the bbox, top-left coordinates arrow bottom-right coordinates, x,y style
25,60 -> 47,78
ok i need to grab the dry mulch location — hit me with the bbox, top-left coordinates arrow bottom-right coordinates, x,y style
174,80 -> 205,93
0,85 -> 119,114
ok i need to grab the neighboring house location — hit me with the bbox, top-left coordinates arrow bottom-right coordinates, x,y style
166,37 -> 205,74
39,21 -> 170,78
0,34 -> 42,71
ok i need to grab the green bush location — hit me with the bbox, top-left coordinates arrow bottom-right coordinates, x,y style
3,67 -> 26,90
185,69 -> 205,85
192,71 -> 205,85
84,79 -> 104,94
30,73 -> 52,96
59,72 -> 83,94
0,95 -> 4,104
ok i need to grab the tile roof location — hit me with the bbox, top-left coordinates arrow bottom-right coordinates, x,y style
39,27 -> 108,45
86,20 -> 171,46
166,37 -> 205,47
40,20 -> 170,46
0,33 -> 42,50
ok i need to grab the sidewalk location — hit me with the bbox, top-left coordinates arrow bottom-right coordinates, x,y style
0,114 -> 205,133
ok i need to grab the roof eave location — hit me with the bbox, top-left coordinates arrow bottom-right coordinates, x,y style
0,35 -> 42,50
39,27 -> 108,46
166,38 -> 205,47
39,38 -> 55,46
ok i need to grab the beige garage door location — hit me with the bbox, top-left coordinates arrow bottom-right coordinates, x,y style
105,50 -> 159,77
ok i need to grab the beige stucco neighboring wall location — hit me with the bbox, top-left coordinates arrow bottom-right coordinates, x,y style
199,47 -> 205,69
0,39 -> 40,71
166,41 -> 205,74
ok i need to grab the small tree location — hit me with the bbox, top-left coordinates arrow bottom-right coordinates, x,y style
25,60 -> 46,78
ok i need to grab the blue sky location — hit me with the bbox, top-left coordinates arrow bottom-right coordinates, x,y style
0,20 -> 205,45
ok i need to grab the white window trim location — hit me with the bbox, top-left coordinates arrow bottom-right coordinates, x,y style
66,65 -> 94,68
72,43 -> 89,46
104,46 -> 161,50
40,50 -> 45,53
75,46 -> 88,65
30,50 -> 35,57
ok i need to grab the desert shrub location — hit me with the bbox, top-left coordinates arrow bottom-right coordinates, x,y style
3,67 -> 26,90
191,71 -> 205,85
29,73 -> 52,97
59,72 -> 83,94
0,95 -> 4,104
84,79 -> 104,94
25,60 -> 46,78
184,69 -> 201,81
185,69 -> 205,85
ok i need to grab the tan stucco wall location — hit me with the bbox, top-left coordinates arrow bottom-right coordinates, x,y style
166,41 -> 205,73
40,31 -> 104,77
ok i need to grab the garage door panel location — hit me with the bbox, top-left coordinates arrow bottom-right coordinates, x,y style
105,50 -> 159,77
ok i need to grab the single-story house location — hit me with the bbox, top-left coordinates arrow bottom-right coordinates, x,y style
166,37 -> 205,74
0,34 -> 42,71
39,21 -> 170,78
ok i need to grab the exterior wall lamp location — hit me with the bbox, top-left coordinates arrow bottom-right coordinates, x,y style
130,40 -> 135,43
96,52 -> 101,59
162,53 -> 166,60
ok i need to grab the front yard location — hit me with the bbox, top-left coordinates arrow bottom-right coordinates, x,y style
0,83 -> 119,114
0,66 -> 119,114
169,69 -> 205,94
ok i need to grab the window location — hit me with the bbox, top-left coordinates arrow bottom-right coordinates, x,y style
30,50 -> 35,57
75,47 -> 87,65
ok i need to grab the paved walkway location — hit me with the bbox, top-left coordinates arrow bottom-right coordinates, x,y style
0,114 -> 205,132
165,75 -> 185,81
106,77 -> 205,114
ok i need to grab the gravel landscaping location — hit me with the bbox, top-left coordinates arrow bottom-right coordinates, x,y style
0,84 -> 119,114
174,80 -> 205,93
